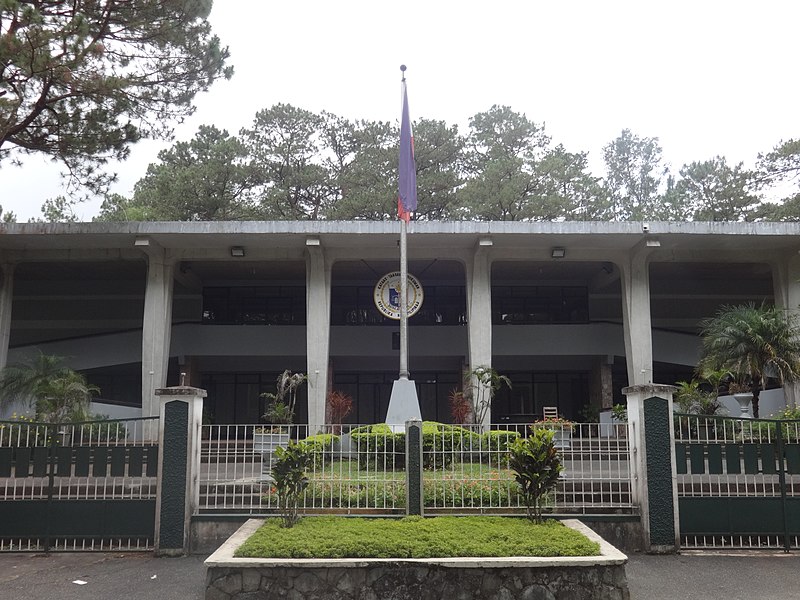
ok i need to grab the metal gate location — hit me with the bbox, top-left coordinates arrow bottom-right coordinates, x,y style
675,414 -> 800,551
0,417 -> 159,551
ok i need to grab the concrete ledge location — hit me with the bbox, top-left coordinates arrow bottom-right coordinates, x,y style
205,519 -> 630,599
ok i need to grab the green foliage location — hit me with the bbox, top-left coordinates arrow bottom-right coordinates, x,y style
672,157 -> 759,222
0,0 -> 232,194
98,126 -> 257,221
302,479 -> 406,509
299,433 -> 339,468
272,442 -> 314,528
509,428 -> 563,523
745,407 -> 800,443
600,129 -> 670,220
351,422 -> 478,470
234,516 -> 599,559
481,430 -> 521,466
260,370 -> 307,425
698,304 -> 800,417
0,352 -> 99,423
68,95 -> 800,223
674,380 -> 724,416
611,403 -> 628,423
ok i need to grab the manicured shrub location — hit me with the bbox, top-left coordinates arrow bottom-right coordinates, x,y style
299,433 -> 339,467
481,429 -> 521,466
350,422 -> 480,470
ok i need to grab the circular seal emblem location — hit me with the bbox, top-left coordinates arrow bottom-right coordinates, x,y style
373,271 -> 424,320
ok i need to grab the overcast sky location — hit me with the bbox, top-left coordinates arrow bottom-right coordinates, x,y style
2,0 -> 798,221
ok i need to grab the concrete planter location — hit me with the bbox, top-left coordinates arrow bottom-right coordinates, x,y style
205,519 -> 630,600
252,431 -> 289,454
253,432 -> 289,476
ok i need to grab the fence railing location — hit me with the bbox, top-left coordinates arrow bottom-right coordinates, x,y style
0,417 -> 159,552
675,413 -> 800,499
674,413 -> 800,550
199,421 -> 633,516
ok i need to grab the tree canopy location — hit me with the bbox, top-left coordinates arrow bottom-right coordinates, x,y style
0,0 -> 232,193
5,88 -> 788,223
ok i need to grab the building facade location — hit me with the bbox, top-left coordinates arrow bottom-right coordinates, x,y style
1,221 -> 798,429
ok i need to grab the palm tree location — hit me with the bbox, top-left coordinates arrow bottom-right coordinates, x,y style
698,304 -> 800,418
464,366 -> 512,426
0,352 -> 98,422
260,370 -> 307,425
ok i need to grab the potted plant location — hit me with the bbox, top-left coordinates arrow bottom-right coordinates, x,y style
533,415 -> 574,449
726,378 -> 754,419
254,370 -> 307,466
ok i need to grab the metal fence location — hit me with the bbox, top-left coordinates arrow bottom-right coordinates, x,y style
0,417 -> 159,552
675,413 -> 800,550
199,421 -> 633,516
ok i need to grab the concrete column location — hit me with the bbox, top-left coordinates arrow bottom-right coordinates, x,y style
0,263 -> 15,372
306,240 -> 331,433
772,255 -> 800,407
619,246 -> 654,387
154,386 -> 206,556
624,384 -> 680,553
591,356 -> 614,410
142,251 -> 175,420
466,239 -> 493,426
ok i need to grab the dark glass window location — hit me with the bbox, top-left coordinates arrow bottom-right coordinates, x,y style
492,286 -> 589,324
202,287 -> 306,325
330,285 -> 466,326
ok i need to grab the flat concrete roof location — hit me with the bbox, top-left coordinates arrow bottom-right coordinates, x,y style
0,221 -> 799,255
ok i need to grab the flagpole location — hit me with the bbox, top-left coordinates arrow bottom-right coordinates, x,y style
399,215 -> 409,379
385,64 -> 421,428
398,64 -> 410,381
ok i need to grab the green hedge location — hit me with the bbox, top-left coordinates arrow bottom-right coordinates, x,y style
350,422 -> 495,470
299,433 -> 340,467
481,430 -> 520,466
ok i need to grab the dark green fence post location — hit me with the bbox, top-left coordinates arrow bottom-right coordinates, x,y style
406,419 -> 423,516
154,386 -> 206,556
623,384 -> 679,553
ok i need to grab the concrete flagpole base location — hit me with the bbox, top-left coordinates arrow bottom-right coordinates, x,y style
386,377 -> 421,431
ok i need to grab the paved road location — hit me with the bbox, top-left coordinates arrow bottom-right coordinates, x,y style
1,550 -> 800,600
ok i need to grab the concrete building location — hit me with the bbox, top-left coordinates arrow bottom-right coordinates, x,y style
0,220 -> 798,429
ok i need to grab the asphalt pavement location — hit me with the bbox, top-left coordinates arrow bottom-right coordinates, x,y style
1,550 -> 800,600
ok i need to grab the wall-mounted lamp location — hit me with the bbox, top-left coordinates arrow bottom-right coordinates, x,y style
134,237 -> 150,247
230,246 -> 245,257
645,239 -> 661,248
551,247 -> 566,259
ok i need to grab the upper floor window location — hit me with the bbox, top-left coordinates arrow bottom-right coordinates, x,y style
330,285 -> 467,326
202,286 -> 306,325
492,286 -> 588,324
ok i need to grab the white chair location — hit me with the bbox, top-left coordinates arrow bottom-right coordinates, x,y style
542,406 -> 559,420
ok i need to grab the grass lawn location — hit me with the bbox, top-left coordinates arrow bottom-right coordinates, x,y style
234,516 -> 600,559
263,459 -> 524,509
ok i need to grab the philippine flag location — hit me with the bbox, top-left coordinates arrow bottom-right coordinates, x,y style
398,72 -> 417,222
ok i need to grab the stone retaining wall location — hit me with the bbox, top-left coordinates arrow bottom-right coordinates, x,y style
205,520 -> 630,600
